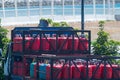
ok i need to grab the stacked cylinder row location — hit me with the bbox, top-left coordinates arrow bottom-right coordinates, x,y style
12,59 -> 120,80
13,35 -> 88,52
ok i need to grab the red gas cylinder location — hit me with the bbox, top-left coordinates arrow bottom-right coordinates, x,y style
25,62 -> 30,76
17,62 -> 24,76
62,65 -> 72,79
41,37 -> 50,51
49,37 -> 56,50
78,37 -> 88,51
25,36 -> 33,51
13,61 -> 18,75
13,35 -> 22,52
46,64 -> 62,80
82,65 -> 93,79
101,65 -> 112,79
17,62 -> 28,76
58,37 -> 68,50
112,65 -> 120,79
72,65 -> 84,79
68,37 -> 79,50
31,37 -> 40,51
91,65 -> 102,79
23,57 -> 30,76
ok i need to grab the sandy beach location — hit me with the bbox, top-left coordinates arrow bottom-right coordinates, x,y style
3,21 -> 120,41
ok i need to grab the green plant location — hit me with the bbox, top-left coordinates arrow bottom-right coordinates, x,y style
0,19 -> 8,80
52,21 -> 69,27
0,66 -> 4,80
47,18 -> 53,25
92,21 -> 120,55
0,19 -> 10,56
0,27 -> 9,49
0,18 -> 1,27
40,18 -> 47,21
40,18 -> 69,27
60,21 -> 69,27
98,20 -> 105,31
52,22 -> 61,27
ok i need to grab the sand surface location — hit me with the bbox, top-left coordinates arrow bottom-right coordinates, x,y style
3,21 -> 120,41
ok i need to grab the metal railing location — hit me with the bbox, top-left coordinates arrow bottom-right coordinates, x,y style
11,28 -> 91,55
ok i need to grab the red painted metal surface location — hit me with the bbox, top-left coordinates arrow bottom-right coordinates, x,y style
78,38 -> 88,51
31,37 -> 40,51
68,37 -> 79,50
13,35 -> 22,52
58,37 -> 68,50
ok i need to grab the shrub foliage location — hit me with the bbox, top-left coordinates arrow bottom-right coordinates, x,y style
92,21 -> 120,55
0,19 -> 9,79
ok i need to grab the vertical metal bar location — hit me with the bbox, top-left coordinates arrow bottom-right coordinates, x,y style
86,58 -> 89,80
14,0 -> 18,17
108,0 -> 110,15
73,0 -> 75,16
51,0 -> 54,17
72,32 -> 74,54
2,0 -> 5,18
50,58 -> 54,80
27,0 -> 30,17
40,31 -> 42,52
69,59 -> 71,80
22,31 -> 25,53
112,0 -> 115,15
56,32 -> 58,52
103,59 -> 107,80
103,0 -> 106,15
88,31 -> 91,54
11,30 -> 14,53
93,0 -> 96,17
62,0 -> 65,16
36,57 -> 39,80
39,0 -> 42,16
81,0 -> 84,32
